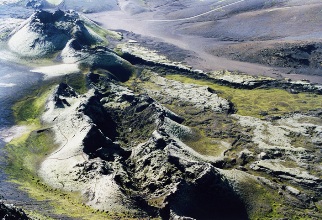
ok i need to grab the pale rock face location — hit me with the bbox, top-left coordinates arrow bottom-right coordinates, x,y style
39,84 -> 92,191
163,117 -> 193,140
250,159 -> 321,188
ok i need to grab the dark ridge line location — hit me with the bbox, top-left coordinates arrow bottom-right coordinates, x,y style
121,51 -> 322,95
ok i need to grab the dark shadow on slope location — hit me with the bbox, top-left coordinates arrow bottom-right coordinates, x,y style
82,96 -> 118,141
160,167 -> 249,220
83,125 -> 130,160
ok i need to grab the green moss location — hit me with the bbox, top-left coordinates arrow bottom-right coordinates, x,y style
166,75 -> 322,118
239,178 -> 285,219
287,131 -> 315,150
5,129 -> 57,181
316,201 -> 322,212
184,129 -> 226,157
64,73 -> 88,94
12,84 -> 54,126
123,73 -> 254,158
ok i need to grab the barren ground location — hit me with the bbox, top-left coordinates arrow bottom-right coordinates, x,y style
88,0 -> 322,83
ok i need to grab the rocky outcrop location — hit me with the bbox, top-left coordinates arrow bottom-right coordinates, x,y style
118,42 -> 193,71
212,41 -> 322,77
251,43 -> 322,70
0,202 -> 29,220
250,160 -> 321,189
120,42 -> 322,94
208,70 -> 276,87
140,71 -> 232,113
38,75 -> 248,218
128,130 -> 248,219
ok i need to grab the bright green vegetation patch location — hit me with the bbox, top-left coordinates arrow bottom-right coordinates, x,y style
316,200 -> 322,212
124,73 -> 253,158
12,84 -> 54,125
163,103 -> 230,157
240,176 -> 319,219
166,75 -> 322,118
184,130 -> 227,157
5,129 -> 57,181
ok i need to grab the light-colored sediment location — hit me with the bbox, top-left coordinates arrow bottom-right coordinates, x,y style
0,125 -> 28,143
46,0 -> 63,5
31,64 -> 79,79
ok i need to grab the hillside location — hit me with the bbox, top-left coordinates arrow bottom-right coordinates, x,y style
0,1 -> 321,220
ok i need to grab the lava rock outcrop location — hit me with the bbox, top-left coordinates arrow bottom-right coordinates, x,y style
38,75 -> 248,219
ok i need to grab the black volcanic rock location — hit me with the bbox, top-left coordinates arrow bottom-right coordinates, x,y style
0,202 -> 29,220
